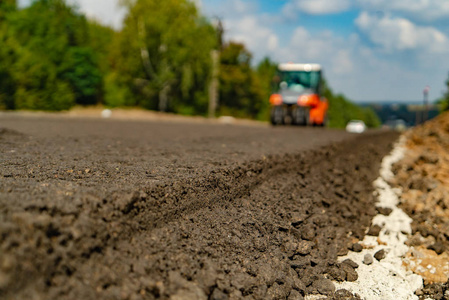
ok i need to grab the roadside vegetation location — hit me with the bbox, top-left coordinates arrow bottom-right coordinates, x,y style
0,0 -> 380,127
437,74 -> 449,111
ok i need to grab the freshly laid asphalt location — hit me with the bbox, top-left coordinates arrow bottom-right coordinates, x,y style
0,114 -> 398,299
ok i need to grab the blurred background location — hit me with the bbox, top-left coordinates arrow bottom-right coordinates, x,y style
1,0 -> 448,128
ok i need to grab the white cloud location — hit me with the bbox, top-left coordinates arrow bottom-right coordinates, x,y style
282,0 -> 351,18
290,0 -> 351,15
273,27 -> 381,99
282,0 -> 449,21
217,0 -> 257,16
206,0 -> 279,61
358,0 -> 449,21
331,49 -> 354,75
272,25 -> 449,101
277,27 -> 354,75
355,12 -> 449,53
225,15 -> 279,57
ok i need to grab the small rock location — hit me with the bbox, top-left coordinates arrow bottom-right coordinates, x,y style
350,243 -> 363,253
367,225 -> 382,236
417,224 -> 430,237
340,263 -> 358,282
363,254 -> 373,265
334,289 -> 357,299
257,263 -> 278,286
231,229 -> 242,238
328,266 -> 346,281
374,249 -> 386,261
428,241 -> 445,255
251,285 -> 268,299
291,212 -> 306,226
376,207 -> 393,216
228,290 -> 242,299
266,282 -> 289,299
288,290 -> 304,300
337,241 -> 350,256
284,241 -> 298,257
297,269 -> 314,287
341,259 -> 358,269
290,257 -> 311,270
210,288 -> 228,300
296,241 -> 313,255
313,278 -> 335,296
417,153 -> 439,165
301,226 -> 316,241
289,269 -> 306,292
346,271 -> 358,282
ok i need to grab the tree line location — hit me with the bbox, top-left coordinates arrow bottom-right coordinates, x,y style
0,0 -> 380,128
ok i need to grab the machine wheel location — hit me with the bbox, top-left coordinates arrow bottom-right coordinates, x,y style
320,114 -> 329,127
293,106 -> 309,126
270,106 -> 284,125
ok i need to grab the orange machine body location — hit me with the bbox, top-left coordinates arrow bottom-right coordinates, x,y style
309,97 -> 328,125
269,63 -> 329,126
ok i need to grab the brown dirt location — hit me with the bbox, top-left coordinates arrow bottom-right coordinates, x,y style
0,114 -> 398,300
392,112 -> 449,299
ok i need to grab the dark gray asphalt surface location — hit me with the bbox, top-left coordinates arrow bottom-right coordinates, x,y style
0,114 -> 398,300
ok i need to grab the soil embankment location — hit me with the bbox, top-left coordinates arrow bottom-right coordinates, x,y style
392,112 -> 449,299
0,115 -> 397,299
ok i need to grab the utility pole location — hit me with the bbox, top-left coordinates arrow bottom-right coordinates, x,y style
208,18 -> 223,119
423,86 -> 430,123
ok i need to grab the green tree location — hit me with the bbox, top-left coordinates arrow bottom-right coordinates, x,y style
113,0 -> 216,113
0,0 -> 17,109
1,0 -> 106,110
86,21 -> 116,105
86,21 -> 115,73
254,57 -> 277,120
362,107 -> 382,128
60,47 -> 102,105
219,42 -> 263,118
0,34 -> 17,110
0,0 -> 16,20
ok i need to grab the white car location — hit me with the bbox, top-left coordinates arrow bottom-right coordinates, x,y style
346,120 -> 366,133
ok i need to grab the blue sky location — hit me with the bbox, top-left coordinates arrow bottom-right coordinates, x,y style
201,0 -> 449,102
19,0 -> 449,102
